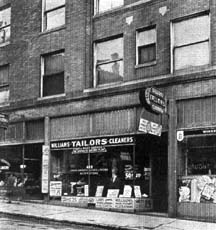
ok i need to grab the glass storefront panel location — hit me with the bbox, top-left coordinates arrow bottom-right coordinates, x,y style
178,135 -> 216,204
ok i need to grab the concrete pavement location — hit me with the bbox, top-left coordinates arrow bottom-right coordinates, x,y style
0,201 -> 216,230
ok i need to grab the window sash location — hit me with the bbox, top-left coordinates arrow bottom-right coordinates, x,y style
0,7 -> 11,30
44,0 -> 65,12
137,28 -> 156,47
0,65 -> 9,86
96,60 -> 123,85
174,41 -> 210,70
95,37 -> 123,65
173,14 -> 209,47
96,0 -> 123,13
138,43 -> 156,64
42,71 -> 64,97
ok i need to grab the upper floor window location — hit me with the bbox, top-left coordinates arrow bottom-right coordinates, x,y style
0,6 -> 11,45
95,0 -> 123,14
0,65 -> 9,105
136,27 -> 156,65
43,0 -> 65,31
41,51 -> 64,97
94,37 -> 123,86
172,14 -> 210,71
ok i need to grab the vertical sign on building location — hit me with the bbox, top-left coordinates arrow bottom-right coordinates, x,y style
42,145 -> 50,193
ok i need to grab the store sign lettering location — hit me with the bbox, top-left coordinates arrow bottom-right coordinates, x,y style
139,87 -> 167,115
51,136 -> 134,150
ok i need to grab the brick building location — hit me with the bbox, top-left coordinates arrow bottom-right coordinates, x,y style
0,0 -> 216,221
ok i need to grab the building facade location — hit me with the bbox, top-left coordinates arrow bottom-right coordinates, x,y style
0,0 -> 216,220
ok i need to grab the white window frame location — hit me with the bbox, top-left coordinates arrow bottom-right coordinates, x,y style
40,52 -> 65,99
171,13 -> 210,73
136,26 -> 157,66
0,6 -> 11,46
93,37 -> 124,88
42,0 -> 66,32
94,0 -> 124,15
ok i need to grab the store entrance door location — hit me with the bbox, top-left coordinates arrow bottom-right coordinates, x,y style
136,133 -> 168,213
151,133 -> 168,212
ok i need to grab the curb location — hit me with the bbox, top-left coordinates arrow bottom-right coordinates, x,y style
0,211 -> 142,230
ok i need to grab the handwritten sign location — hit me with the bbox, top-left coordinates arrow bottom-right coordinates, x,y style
95,186 -> 104,197
107,189 -> 119,198
50,181 -> 62,197
123,185 -> 132,198
134,186 -> 142,198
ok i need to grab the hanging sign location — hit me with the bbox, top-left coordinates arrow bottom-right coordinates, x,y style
139,87 -> 167,114
139,118 -> 162,136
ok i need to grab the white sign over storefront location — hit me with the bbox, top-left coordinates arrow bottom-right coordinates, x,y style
138,118 -> 162,136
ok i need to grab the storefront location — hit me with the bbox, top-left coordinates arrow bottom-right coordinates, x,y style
177,129 -> 216,221
49,133 -> 168,213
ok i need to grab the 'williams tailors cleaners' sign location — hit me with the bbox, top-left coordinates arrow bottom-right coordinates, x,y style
51,136 -> 135,153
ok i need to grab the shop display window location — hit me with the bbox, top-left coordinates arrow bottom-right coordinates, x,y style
178,135 -> 216,204
50,144 -> 152,198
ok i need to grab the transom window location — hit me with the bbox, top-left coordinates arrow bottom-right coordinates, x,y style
94,37 -> 123,86
41,51 -> 65,97
172,14 -> 210,71
43,0 -> 65,31
136,27 -> 156,65
0,7 -> 11,45
95,0 -> 123,14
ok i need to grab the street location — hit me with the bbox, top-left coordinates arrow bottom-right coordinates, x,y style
0,217 -> 104,230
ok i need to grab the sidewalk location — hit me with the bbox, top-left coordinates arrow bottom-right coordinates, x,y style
0,201 -> 216,230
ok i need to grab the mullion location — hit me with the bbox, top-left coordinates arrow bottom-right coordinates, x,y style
45,5 -> 65,14
0,24 -> 10,30
96,58 -> 123,67
175,39 -> 209,50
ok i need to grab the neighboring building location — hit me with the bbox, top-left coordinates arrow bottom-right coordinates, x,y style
0,0 -> 216,221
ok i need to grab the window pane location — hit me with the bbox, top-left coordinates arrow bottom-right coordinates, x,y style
45,0 -> 65,11
46,7 -> 65,30
43,72 -> 64,97
97,60 -> 123,85
98,0 -> 123,13
137,28 -> 156,47
138,44 -> 156,64
0,26 -> 10,44
174,41 -> 209,70
96,38 -> 123,64
0,65 -> 9,85
0,89 -> 9,104
174,15 -> 209,46
111,0 -> 124,8
0,7 -> 11,28
44,52 -> 64,75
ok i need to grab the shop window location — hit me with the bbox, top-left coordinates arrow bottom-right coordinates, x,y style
136,27 -> 156,65
94,0 -> 123,14
178,135 -> 216,204
94,37 -> 123,86
0,6 -> 10,45
42,0 -> 65,31
41,51 -> 65,97
172,14 -> 210,71
51,146 -> 135,197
